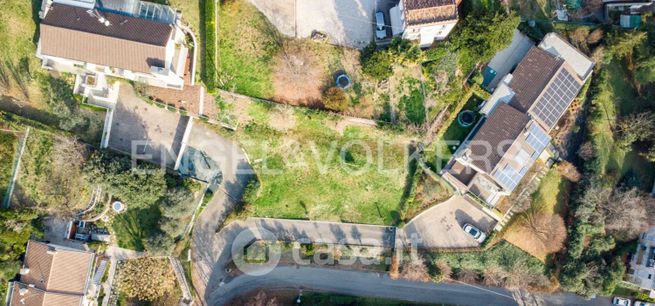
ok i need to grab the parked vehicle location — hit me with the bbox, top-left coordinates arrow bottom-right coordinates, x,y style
613,297 -> 632,306
462,223 -> 486,243
634,301 -> 652,306
375,11 -> 386,39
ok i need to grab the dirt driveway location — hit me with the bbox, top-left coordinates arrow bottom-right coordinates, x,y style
248,0 -> 375,48
107,84 -> 189,168
400,195 -> 497,249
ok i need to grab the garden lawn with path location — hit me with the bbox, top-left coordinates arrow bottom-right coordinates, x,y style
219,99 -> 416,225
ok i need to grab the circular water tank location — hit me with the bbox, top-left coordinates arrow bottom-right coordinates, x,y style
457,110 -> 476,127
112,201 -> 126,213
335,74 -> 352,89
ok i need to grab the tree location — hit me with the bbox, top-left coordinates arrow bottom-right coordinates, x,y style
144,231 -> 175,255
322,87 -> 349,112
117,258 -> 176,301
605,31 -> 646,64
556,160 -> 582,182
515,210 -> 567,255
616,111 -> 655,149
453,12 -> 520,71
398,255 -> 430,282
577,141 -> 594,161
245,291 -> 279,306
84,151 -> 167,209
598,187 -> 653,240
361,46 -> 394,80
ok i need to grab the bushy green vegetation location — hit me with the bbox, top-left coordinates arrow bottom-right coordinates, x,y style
0,209 -> 42,302
217,0 -> 279,97
222,101 -> 413,225
360,39 -> 423,81
428,241 -> 549,289
0,131 -> 18,198
201,0 -> 217,89
399,87 -> 426,125
86,151 -> 200,253
559,29 -> 655,298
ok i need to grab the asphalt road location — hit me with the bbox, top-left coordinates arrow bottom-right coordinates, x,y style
189,123 -> 255,299
210,266 -> 612,306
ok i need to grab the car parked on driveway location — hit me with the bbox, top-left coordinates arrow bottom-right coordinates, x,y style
634,301 -> 651,306
375,11 -> 386,39
462,223 -> 486,243
613,297 -> 631,306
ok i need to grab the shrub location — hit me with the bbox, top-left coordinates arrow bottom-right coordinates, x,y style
322,87 -> 349,112
117,258 -> 176,301
361,49 -> 394,81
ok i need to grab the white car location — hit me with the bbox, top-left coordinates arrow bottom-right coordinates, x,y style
634,301 -> 652,306
613,297 -> 632,306
462,223 -> 486,243
375,11 -> 386,39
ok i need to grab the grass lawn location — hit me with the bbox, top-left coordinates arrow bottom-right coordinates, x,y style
0,131 -> 19,199
217,0 -> 278,98
590,60 -> 655,190
111,205 -> 161,251
220,99 -> 415,225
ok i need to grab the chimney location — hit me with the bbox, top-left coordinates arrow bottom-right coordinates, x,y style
18,288 -> 28,296
19,268 -> 29,275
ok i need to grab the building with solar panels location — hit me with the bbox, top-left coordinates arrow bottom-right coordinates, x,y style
441,33 -> 594,206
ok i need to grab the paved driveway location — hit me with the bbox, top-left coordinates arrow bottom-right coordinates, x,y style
108,84 -> 189,168
248,0 -> 376,48
400,195 -> 497,249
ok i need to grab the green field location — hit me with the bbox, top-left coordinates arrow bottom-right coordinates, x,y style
0,131 -> 18,201
111,205 -> 161,251
217,0 -> 278,97
222,100 -> 414,225
589,60 -> 655,190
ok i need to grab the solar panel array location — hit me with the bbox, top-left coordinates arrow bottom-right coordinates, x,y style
525,123 -> 551,154
531,69 -> 581,129
494,165 -> 522,191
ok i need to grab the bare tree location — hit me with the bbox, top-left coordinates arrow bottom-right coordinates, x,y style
617,112 -> 655,148
556,160 -> 582,182
399,255 -> 430,282
598,187 -> 653,240
515,210 -> 567,255
245,290 -> 280,306
577,141 -> 594,161
587,28 -> 605,45
456,268 -> 479,283
483,266 -> 506,287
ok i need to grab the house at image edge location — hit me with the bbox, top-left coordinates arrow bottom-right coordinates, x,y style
6,240 -> 95,306
441,33 -> 594,206
37,0 -> 190,94
390,0 -> 461,47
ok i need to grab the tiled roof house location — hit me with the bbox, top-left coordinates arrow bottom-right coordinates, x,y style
37,0 -> 189,90
442,33 -> 594,206
6,240 -> 95,306
390,0 -> 460,47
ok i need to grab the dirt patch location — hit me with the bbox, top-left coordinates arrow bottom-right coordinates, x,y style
272,40 -> 327,107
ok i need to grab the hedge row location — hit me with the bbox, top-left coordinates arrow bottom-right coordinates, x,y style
202,0 -> 217,90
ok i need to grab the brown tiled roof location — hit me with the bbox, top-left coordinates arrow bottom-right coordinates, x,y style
403,0 -> 457,25
9,282 -> 83,306
40,3 -> 172,73
20,241 -> 94,295
468,103 -> 529,173
509,47 -> 563,113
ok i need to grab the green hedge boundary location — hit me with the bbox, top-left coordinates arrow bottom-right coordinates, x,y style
202,0 -> 217,90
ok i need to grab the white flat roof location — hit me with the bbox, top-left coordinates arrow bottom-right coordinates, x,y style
539,32 -> 595,80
